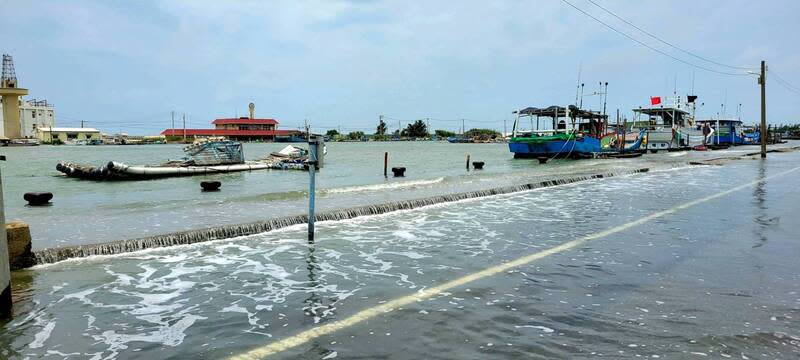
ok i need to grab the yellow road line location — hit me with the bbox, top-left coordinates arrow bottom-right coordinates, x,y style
229,165 -> 800,360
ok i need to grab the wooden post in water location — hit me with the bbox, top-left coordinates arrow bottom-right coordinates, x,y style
466,154 -> 470,171
0,155 -> 11,317
616,109 -> 621,151
760,60 -> 767,158
621,118 -> 627,151
383,152 -> 388,178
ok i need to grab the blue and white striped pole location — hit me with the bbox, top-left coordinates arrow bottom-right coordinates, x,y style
307,135 -> 324,242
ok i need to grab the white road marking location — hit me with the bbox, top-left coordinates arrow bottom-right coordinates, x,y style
229,165 -> 799,360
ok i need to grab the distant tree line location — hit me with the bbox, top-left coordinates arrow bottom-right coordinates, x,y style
323,119 -> 506,141
774,123 -> 800,135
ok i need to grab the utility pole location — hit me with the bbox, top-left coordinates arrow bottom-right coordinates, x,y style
461,119 -> 465,135
171,110 -> 175,137
503,119 -> 507,138
182,113 -> 186,142
80,120 -> 84,128
760,60 -> 767,158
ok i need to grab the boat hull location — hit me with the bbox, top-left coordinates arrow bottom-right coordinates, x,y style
509,130 -> 645,159
509,137 -> 600,158
640,128 -> 703,151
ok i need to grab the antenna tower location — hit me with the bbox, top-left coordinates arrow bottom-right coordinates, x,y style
1,54 -> 18,88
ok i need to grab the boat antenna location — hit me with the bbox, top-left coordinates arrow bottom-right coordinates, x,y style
723,88 -> 728,117
579,83 -> 585,108
575,61 -> 582,106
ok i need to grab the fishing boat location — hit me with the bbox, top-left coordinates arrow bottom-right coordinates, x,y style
446,136 -> 472,143
694,119 -> 751,145
3,138 -> 40,146
275,134 -> 306,143
56,138 -> 314,180
630,96 -> 705,152
508,105 -> 645,159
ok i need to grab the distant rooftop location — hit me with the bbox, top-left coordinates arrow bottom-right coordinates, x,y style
159,129 -> 299,136
212,118 -> 278,125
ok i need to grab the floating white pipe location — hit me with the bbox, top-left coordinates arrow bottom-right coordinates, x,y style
107,161 -> 271,176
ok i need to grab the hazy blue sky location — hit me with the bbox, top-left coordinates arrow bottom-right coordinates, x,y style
2,0 -> 798,135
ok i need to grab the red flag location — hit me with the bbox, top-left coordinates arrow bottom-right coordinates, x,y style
650,96 -> 662,105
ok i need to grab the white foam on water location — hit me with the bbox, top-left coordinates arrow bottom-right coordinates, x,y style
515,325 -> 555,333
322,351 -> 338,359
669,151 -> 688,157
92,312 -> 207,352
324,177 -> 445,194
29,320 -> 56,349
221,304 -> 263,328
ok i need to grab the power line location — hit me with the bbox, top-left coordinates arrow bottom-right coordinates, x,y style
767,68 -> 800,93
560,0 -> 749,76
585,0 -> 757,71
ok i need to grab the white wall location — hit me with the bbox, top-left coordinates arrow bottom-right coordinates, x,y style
0,99 -> 57,139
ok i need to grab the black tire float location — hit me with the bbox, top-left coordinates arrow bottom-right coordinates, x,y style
201,181 -> 222,191
24,192 -> 53,206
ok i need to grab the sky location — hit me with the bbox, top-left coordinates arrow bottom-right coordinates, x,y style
2,0 -> 799,135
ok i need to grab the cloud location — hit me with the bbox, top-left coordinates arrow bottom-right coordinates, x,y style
1,0 -> 798,134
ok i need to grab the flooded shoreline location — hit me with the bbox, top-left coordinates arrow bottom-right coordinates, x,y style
4,141 -> 796,250
2,149 -> 798,359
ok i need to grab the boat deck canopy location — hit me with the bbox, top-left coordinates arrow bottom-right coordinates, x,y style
516,105 -> 607,119
632,107 -> 690,116
696,119 -> 743,124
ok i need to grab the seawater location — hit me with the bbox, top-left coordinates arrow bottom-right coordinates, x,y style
1,141 -> 720,249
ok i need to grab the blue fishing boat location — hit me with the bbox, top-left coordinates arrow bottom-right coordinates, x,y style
275,134 -> 307,143
695,119 -> 756,145
446,136 -> 472,143
508,105 -> 644,159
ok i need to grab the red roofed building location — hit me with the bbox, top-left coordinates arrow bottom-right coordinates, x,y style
162,114 -> 303,142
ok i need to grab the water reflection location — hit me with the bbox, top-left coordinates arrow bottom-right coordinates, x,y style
751,161 -> 768,248
302,237 -> 339,359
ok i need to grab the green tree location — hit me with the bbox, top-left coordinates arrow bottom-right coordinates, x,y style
326,129 -> 340,137
435,129 -> 456,138
347,131 -> 365,140
404,120 -> 428,138
464,128 -> 500,138
376,118 -> 387,136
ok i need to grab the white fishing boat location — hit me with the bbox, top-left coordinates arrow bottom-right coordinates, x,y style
631,96 -> 704,152
56,138 -> 320,180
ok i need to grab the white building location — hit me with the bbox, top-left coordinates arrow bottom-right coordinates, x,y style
0,98 -> 56,138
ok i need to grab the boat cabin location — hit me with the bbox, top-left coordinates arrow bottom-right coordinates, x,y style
513,105 -> 608,138
696,119 -> 744,145
631,107 -> 691,129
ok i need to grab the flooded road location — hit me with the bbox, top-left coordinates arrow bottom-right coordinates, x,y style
1,151 -> 799,359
